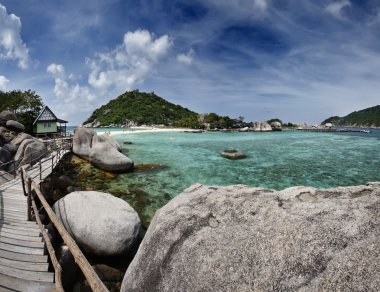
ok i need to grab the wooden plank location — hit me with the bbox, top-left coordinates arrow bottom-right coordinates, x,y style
0,257 -> 49,272
0,242 -> 45,255
0,248 -> 48,263
0,236 -> 45,248
0,264 -> 53,282
0,223 -> 40,233
0,273 -> 55,291
0,230 -> 42,242
0,226 -> 41,237
0,219 -> 39,229
0,214 -> 28,221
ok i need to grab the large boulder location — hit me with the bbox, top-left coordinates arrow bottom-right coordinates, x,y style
270,121 -> 282,131
0,126 -> 16,142
72,127 -> 95,159
2,143 -> 17,155
54,191 -> 141,257
15,139 -> 47,167
0,110 -> 17,123
89,135 -> 133,172
0,147 -> 11,164
6,120 -> 25,132
10,133 -> 35,147
122,183 -> 380,292
251,122 -> 272,131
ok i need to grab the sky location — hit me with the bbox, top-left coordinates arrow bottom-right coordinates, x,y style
0,0 -> 379,125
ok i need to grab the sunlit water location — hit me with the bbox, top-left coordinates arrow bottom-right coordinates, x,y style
91,130 -> 380,226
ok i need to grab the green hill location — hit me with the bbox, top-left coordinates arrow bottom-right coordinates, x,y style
84,90 -> 199,126
322,105 -> 380,127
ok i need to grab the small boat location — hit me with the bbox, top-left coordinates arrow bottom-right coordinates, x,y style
360,130 -> 371,133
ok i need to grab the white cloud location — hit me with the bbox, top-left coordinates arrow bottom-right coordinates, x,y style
0,75 -> 9,90
253,0 -> 268,11
177,49 -> 195,65
87,29 -> 173,94
326,1 -> 351,19
0,4 -> 30,69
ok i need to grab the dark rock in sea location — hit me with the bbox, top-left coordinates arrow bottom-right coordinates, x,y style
121,183 -> 380,292
54,191 -> 141,257
54,175 -> 74,191
220,149 -> 247,159
123,140 -> 133,145
134,163 -> 169,172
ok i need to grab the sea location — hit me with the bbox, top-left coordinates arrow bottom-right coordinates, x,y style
67,127 -> 380,226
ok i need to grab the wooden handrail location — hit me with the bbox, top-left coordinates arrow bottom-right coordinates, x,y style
20,137 -> 109,292
30,180 -> 109,292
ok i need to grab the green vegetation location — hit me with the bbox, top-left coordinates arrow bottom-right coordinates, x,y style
322,105 -> 380,127
84,90 -> 199,126
267,118 -> 283,124
0,90 -> 44,133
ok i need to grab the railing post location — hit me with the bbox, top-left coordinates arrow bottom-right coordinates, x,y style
13,160 -> 16,179
27,177 -> 32,221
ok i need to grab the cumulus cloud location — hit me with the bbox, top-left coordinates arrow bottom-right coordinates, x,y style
87,29 -> 173,94
0,4 -> 30,69
0,75 -> 9,90
326,1 -> 351,18
177,49 -> 195,65
47,63 -> 96,121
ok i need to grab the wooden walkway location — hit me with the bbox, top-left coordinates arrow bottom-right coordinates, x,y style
0,150 -> 68,291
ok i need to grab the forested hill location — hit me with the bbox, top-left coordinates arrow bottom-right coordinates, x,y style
321,105 -> 380,127
84,90 -> 198,126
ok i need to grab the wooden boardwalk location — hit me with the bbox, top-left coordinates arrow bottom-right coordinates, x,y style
0,150 -> 69,291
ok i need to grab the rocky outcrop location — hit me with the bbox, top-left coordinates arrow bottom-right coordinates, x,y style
270,121 -> 282,131
54,191 -> 141,257
73,127 -> 133,172
220,149 -> 247,159
6,120 -> 25,132
122,183 -> 380,292
0,111 -> 48,176
251,121 -> 272,131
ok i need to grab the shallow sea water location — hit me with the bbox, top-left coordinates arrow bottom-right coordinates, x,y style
104,130 -> 380,225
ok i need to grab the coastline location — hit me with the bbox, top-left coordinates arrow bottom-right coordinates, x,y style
95,127 -> 195,136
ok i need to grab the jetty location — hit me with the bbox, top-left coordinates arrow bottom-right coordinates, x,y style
0,138 -> 109,291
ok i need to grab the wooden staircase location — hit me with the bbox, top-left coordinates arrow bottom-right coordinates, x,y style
0,178 -> 55,292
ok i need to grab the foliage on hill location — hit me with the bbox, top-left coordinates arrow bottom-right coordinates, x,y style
0,90 -> 44,133
84,90 -> 199,126
322,105 -> 380,127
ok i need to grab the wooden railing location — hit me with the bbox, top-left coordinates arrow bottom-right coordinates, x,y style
20,138 -> 109,292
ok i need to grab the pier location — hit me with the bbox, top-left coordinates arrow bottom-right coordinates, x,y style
0,138 -> 109,291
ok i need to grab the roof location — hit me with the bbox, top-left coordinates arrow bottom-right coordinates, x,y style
33,106 -> 67,124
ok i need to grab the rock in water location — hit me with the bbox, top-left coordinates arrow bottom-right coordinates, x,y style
220,149 -> 247,159
54,191 -> 141,257
121,183 -> 380,292
90,135 -> 133,172
72,127 -> 95,159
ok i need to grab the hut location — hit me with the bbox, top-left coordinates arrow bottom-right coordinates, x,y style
33,106 -> 68,137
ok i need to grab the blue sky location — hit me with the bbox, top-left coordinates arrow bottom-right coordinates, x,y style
0,0 -> 379,125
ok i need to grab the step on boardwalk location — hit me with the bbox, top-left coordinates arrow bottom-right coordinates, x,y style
0,178 -> 55,292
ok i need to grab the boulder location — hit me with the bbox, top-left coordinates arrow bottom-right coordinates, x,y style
6,120 -> 25,132
251,122 -> 272,132
220,149 -> 247,160
72,127 -> 95,159
89,135 -> 133,172
2,143 -> 18,155
15,139 -> 47,167
0,147 -> 11,164
271,121 -> 282,131
121,183 -> 380,292
99,134 -> 122,152
0,110 -> 17,122
0,126 -> 16,142
10,133 -> 35,147
54,191 -> 141,257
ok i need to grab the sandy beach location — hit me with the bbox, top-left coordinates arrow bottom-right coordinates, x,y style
96,127 -> 193,136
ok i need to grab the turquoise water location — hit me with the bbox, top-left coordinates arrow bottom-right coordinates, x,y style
102,130 -> 380,224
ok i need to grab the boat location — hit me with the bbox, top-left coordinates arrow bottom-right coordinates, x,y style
360,130 -> 371,133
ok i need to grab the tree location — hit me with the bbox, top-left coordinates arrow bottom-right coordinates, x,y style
0,90 -> 44,134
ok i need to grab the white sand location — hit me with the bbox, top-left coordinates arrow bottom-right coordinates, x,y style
97,127 -> 192,136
